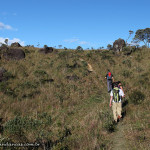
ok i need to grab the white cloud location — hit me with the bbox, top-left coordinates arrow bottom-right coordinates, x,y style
0,37 -> 25,46
0,22 -> 17,30
79,41 -> 89,45
64,38 -> 79,43
0,22 -> 13,30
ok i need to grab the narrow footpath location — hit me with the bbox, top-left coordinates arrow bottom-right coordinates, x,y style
111,119 -> 129,150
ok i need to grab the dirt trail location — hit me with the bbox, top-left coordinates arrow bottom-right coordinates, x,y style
111,121 -> 129,150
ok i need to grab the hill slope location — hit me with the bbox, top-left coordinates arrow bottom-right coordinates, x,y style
0,47 -> 149,149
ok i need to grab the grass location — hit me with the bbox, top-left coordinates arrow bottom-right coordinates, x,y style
0,47 -> 149,149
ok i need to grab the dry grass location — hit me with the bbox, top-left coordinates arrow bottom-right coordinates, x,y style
0,47 -> 149,149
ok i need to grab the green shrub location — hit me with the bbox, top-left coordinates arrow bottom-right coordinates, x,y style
86,52 -> 92,58
99,111 -> 116,132
58,51 -> 70,59
4,116 -> 42,134
122,70 -> 132,78
100,52 -> 111,60
34,70 -> 48,77
129,90 -> 145,104
122,59 -> 132,68
135,54 -> 143,62
136,66 -> 143,73
18,81 -> 39,89
3,71 -> 15,79
0,82 -> 16,97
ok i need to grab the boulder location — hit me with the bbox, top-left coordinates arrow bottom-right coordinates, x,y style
0,67 -> 7,82
3,48 -> 25,60
113,38 -> 126,52
11,42 -> 22,47
39,47 -> 53,54
0,44 -> 8,52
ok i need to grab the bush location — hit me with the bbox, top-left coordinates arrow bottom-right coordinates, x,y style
76,46 -> 83,51
129,90 -> 145,104
4,116 -> 42,134
122,59 -> 131,68
99,111 -> 116,132
34,70 -> 48,77
122,70 -> 132,78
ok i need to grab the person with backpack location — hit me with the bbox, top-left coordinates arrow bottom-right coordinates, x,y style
117,81 -> 125,97
105,70 -> 114,93
109,82 -> 124,123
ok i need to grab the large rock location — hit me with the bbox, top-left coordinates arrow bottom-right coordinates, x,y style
0,67 -> 7,82
39,47 -> 53,54
11,42 -> 22,47
3,48 -> 25,60
0,44 -> 8,52
113,38 -> 126,52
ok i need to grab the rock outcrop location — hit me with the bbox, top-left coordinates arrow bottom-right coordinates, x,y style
3,48 -> 25,60
113,38 -> 126,52
39,47 -> 53,54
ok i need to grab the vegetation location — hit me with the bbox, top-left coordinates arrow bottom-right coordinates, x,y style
0,45 -> 149,149
133,28 -> 150,48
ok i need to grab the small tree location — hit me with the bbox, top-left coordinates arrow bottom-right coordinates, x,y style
133,28 -> 150,48
126,30 -> 134,44
4,39 -> 8,46
76,46 -> 83,51
37,42 -> 40,47
64,47 -> 67,50
44,45 -> 48,49
58,45 -> 62,49
107,44 -> 113,50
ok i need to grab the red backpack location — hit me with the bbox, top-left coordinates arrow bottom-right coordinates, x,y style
107,72 -> 112,80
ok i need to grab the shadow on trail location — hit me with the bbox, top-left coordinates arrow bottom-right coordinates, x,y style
121,98 -> 128,121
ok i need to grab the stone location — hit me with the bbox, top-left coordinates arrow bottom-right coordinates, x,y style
39,47 -> 53,54
113,38 -> 126,52
10,42 -> 22,47
3,48 -> 25,60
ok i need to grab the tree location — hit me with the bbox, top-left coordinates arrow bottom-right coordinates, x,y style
126,30 -> 134,44
37,42 -> 40,47
133,28 -> 150,48
44,45 -> 48,49
76,46 -> 83,51
58,45 -> 61,48
4,39 -> 8,45
107,44 -> 113,50
64,47 -> 67,50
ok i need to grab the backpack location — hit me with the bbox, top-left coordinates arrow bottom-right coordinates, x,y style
107,72 -> 112,80
113,87 -> 120,102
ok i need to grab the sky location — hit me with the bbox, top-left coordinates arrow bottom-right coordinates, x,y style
0,0 -> 150,49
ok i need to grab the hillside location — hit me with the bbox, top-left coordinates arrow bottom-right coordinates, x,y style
0,47 -> 150,150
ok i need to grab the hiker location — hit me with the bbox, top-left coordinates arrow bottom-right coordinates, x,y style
109,82 -> 124,123
105,70 -> 114,93
117,81 -> 125,97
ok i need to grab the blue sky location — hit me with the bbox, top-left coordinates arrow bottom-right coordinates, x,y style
0,0 -> 150,49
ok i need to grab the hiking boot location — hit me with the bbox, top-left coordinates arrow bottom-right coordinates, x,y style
118,115 -> 121,119
117,116 -> 122,122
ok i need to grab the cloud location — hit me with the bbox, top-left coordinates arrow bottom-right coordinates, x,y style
0,22 -> 16,30
79,41 -> 89,45
64,38 -> 79,43
0,37 -> 25,46
0,22 -> 13,30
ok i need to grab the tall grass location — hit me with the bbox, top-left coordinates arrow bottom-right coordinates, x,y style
0,47 -> 149,149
